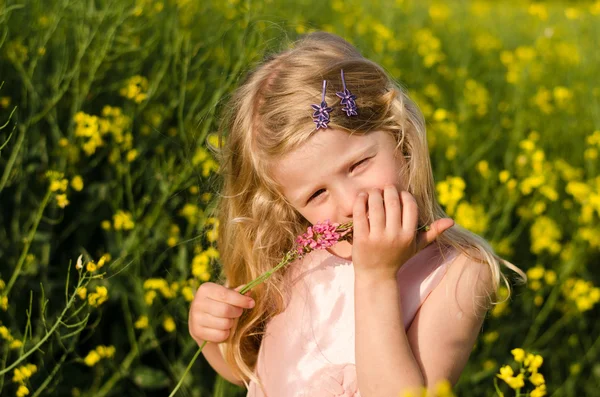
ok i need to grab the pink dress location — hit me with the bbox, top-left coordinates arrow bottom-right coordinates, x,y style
246,244 -> 458,397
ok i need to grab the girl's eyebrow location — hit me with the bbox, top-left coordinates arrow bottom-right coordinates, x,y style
294,143 -> 378,204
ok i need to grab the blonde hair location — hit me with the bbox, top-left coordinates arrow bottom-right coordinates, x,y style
213,31 -> 526,389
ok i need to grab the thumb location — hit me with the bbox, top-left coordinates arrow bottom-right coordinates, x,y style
416,218 -> 454,251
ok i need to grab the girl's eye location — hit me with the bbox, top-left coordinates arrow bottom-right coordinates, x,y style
351,157 -> 371,172
308,189 -> 325,203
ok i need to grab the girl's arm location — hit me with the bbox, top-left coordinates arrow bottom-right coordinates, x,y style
354,253 -> 492,396
201,341 -> 246,387
354,274 -> 424,395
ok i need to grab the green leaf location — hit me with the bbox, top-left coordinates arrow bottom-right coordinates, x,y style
131,365 -> 170,390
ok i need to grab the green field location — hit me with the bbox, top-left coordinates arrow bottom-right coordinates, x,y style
1,0 -> 599,396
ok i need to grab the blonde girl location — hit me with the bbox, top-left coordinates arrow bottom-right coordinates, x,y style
188,31 -> 525,396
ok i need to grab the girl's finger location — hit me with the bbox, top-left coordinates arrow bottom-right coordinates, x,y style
204,299 -> 245,318
416,218 -> 455,251
352,192 -> 369,237
383,185 -> 401,232
198,312 -> 235,330
367,189 -> 385,233
400,191 -> 418,233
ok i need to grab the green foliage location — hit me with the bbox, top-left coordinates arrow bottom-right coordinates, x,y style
0,0 -> 599,396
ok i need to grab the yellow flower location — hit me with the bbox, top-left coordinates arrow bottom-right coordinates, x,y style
530,384 -> 547,397
10,339 -> 23,349
76,287 -> 87,299
181,286 -> 194,302
163,316 -> 176,332
83,350 -> 101,366
55,194 -> 70,208
476,161 -> 490,178
50,178 -> 69,192
113,210 -> 135,230
97,254 -> 110,269
144,290 -> 157,306
530,372 -> 545,386
483,331 -> 499,344
432,379 -> 455,397
119,75 -> 148,103
527,266 -> 545,280
506,374 -> 525,389
530,216 -> 561,255
436,176 -> 466,216
0,325 -> 10,340
16,385 -> 29,397
71,176 -> 84,191
101,220 -> 111,230
86,261 -> 97,272
1,295 -> 7,311
454,202 -> 489,234
87,286 -> 108,307
135,315 -> 149,329
497,364 -> 513,379
96,345 -> 115,358
511,348 -> 525,362
12,363 -> 37,383
126,149 -> 138,162
524,354 -> 544,373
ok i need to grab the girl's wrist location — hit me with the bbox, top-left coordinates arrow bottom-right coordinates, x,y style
353,267 -> 398,286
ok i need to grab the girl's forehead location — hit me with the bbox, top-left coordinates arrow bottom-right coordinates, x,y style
270,129 -> 392,191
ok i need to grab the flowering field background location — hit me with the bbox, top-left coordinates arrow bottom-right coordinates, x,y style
1,0 -> 599,396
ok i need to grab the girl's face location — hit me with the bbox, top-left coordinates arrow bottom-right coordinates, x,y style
273,128 -> 407,250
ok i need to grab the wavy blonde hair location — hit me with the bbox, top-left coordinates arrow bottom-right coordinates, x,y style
213,31 -> 526,389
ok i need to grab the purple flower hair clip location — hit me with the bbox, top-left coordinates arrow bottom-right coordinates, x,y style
336,69 -> 358,117
312,80 -> 333,130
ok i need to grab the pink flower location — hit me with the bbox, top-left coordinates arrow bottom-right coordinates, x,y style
295,220 -> 352,257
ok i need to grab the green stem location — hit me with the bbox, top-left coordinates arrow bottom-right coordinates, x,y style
0,270 -> 85,376
169,342 -> 206,397
92,330 -> 152,397
3,188 -> 52,297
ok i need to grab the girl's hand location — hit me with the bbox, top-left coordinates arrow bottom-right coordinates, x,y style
188,282 -> 255,345
351,185 -> 454,281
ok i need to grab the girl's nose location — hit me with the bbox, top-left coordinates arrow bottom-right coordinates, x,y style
337,186 -> 363,219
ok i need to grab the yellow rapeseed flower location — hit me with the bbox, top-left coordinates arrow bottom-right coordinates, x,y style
530,372 -> 545,386
76,287 -> 87,299
135,315 -> 149,329
55,194 -> 70,208
454,202 -> 489,234
16,385 -> 29,397
435,176 -> 466,216
181,286 -> 195,302
50,178 -> 69,192
119,75 -> 148,104
10,339 -> 23,349
144,290 -> 157,306
113,210 -> 134,230
12,363 -> 37,383
83,350 -> 101,367
530,384 -> 547,397
530,216 -> 561,255
71,176 -> 84,191
524,353 -> 544,373
511,348 -> 525,362
163,316 -> 176,332
87,286 -> 108,307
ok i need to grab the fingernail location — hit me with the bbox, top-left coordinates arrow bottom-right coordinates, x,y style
248,299 -> 255,308
358,192 -> 367,197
